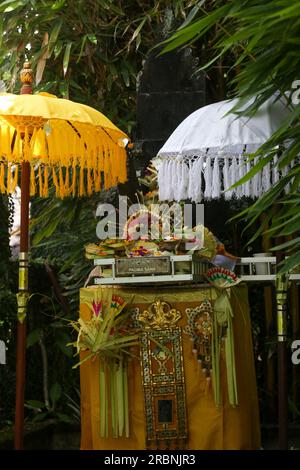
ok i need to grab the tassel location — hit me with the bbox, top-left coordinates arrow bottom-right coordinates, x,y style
59,167 -> 65,198
6,165 -> 12,194
173,161 -> 179,201
223,158 -> 231,199
204,156 -> 212,200
43,166 -> 49,197
252,157 -> 262,198
79,166 -> 85,196
166,160 -> 173,201
52,168 -> 60,197
237,155 -> 245,198
87,167 -> 93,196
38,166 -> 43,196
157,160 -> 166,201
0,163 -> 6,193
30,166 -> 36,196
94,168 -> 101,193
191,157 -> 203,203
23,127 -> 31,161
187,160 -> 194,201
244,160 -> 251,197
65,166 -> 70,196
11,164 -> 18,193
164,160 -> 172,201
229,156 -> 237,198
262,161 -> 271,193
167,161 -> 175,201
12,128 -> 22,160
71,165 -> 77,197
211,156 -> 221,199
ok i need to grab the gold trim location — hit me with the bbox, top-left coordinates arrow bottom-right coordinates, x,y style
137,299 -> 181,329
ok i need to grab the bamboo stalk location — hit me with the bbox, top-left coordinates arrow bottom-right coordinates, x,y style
117,358 -> 124,437
123,362 -> 129,438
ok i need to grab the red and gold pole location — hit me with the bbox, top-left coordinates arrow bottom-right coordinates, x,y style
14,61 -> 33,450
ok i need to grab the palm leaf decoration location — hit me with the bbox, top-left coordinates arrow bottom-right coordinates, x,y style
70,291 -> 139,438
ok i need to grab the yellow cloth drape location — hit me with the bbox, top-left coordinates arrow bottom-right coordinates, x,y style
79,284 -> 260,450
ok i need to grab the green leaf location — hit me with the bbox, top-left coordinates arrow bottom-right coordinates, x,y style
55,412 -> 73,423
121,67 -> 130,87
27,399 -> 46,409
26,328 -> 41,348
0,0 -> 25,12
54,40 -> 63,60
178,0 -> 206,30
76,34 -> 87,63
48,18 -> 63,57
278,251 -> 300,274
127,17 -> 147,48
87,34 -> 97,45
32,217 -> 61,245
50,382 -> 62,406
55,331 -> 73,358
229,155 -> 274,190
32,412 -> 49,422
270,237 -> 300,251
63,41 -> 72,76
51,0 -> 66,10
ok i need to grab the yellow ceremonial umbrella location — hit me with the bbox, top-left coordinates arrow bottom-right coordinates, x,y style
0,61 -> 129,449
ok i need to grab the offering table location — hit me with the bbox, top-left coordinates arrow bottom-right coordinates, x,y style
79,283 -> 260,450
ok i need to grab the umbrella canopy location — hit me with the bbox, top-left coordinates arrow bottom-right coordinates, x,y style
0,91 -> 128,198
154,96 -> 290,202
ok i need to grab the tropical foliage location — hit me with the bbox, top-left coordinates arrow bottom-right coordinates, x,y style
0,0 -> 197,132
162,0 -> 300,273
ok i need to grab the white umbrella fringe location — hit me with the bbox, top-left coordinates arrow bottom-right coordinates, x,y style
153,148 -> 289,202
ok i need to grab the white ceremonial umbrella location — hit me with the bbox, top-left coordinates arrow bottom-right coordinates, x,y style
154,95 -> 290,202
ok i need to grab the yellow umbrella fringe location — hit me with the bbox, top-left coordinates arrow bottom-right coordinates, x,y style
93,168 -> 101,193
38,165 -> 43,196
6,165 -> 12,194
30,165 -> 36,196
87,168 -> 93,196
0,158 -> 127,198
59,167 -> 66,199
0,125 -> 128,197
0,163 -> 5,193
8,164 -> 19,194
71,165 -> 76,197
79,166 -> 85,196
43,166 -> 49,197
24,127 -> 31,161
12,129 -> 22,160
52,167 -> 60,197
65,166 -> 70,197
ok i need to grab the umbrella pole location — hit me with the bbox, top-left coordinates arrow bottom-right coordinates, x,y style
14,61 -> 33,450
14,162 -> 30,450
276,270 -> 289,450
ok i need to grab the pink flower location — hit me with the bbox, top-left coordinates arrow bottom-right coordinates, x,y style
92,300 -> 102,317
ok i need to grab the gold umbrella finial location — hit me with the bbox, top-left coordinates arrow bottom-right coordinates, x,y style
20,60 -> 33,95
